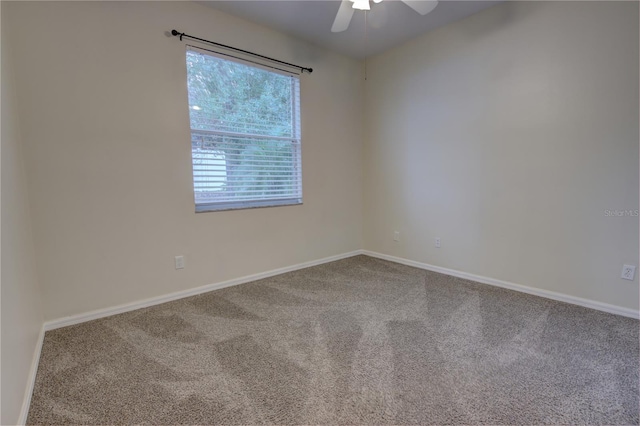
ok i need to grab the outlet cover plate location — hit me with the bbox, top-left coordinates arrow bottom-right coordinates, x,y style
621,265 -> 636,280
175,256 -> 185,270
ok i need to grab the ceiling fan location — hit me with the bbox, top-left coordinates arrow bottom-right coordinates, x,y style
332,0 -> 439,33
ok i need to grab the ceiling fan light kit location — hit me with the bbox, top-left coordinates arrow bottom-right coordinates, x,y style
350,0 -> 370,11
332,0 -> 439,33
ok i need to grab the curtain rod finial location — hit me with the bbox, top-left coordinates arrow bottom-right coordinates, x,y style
171,29 -> 180,36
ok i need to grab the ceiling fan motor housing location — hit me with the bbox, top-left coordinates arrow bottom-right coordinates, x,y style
333,0 -> 439,32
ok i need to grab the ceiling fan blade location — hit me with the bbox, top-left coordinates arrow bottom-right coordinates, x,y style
331,0 -> 355,32
401,0 -> 438,15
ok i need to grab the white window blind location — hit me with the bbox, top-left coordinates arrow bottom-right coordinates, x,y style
186,46 -> 302,212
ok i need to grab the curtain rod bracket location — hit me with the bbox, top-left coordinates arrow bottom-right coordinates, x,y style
170,29 -> 313,74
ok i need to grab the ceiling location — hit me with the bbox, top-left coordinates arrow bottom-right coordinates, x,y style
199,0 -> 503,59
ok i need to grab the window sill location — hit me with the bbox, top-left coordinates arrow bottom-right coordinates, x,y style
195,199 -> 303,213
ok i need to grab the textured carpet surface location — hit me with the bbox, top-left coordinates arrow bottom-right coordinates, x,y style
28,255 -> 639,425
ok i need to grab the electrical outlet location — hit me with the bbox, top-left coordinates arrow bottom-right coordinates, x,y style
621,264 -> 636,281
435,237 -> 441,248
175,255 -> 185,270
393,231 -> 400,242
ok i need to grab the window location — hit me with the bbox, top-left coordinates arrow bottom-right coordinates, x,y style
185,47 -> 302,212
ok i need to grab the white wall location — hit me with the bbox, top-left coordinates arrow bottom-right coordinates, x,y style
3,1 -> 364,321
364,1 -> 639,310
2,0 -> 637,352
1,5 -> 45,423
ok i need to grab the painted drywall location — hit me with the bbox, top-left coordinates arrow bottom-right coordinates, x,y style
3,1 -> 363,321
364,1 -> 639,310
1,7 -> 45,423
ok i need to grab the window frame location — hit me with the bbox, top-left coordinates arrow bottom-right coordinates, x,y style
185,46 -> 303,213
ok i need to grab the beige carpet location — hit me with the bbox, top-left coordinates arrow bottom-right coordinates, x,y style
27,255 -> 639,424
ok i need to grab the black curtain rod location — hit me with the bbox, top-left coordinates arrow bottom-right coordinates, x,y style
171,29 -> 313,74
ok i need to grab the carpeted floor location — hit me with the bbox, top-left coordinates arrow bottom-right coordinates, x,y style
27,255 -> 639,425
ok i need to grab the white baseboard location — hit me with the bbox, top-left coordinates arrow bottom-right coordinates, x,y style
44,250 -> 364,331
18,325 -> 45,425
44,248 -> 638,331
362,250 -> 640,319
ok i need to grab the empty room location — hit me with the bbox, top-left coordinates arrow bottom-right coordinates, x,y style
1,0 -> 638,424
